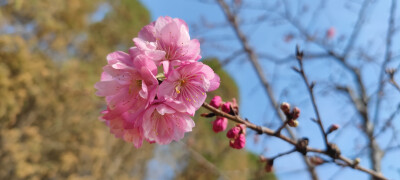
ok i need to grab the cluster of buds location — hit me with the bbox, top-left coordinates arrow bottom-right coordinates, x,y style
280,102 -> 300,127
203,96 -> 239,133
226,124 -> 246,149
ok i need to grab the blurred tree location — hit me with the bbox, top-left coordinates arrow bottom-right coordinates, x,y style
0,0 -> 154,179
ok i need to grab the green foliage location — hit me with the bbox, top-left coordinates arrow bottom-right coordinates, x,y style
0,1 -> 153,179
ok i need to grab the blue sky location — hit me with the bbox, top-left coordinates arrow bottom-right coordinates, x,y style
139,0 -> 400,179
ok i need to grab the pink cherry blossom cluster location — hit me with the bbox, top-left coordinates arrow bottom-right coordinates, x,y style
94,16 -> 220,148
207,96 -> 246,149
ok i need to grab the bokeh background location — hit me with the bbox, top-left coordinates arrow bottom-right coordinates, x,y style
1,0 -> 399,180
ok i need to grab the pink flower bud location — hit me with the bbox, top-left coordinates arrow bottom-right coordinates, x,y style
221,102 -> 232,114
227,126 -> 241,139
292,107 -> 300,119
284,34 -> 294,43
280,102 -> 291,114
326,27 -> 336,39
209,96 -> 223,108
229,134 -> 246,149
212,117 -> 228,133
328,124 -> 339,133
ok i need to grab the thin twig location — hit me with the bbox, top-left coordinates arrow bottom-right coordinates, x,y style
389,78 -> 400,93
294,46 -> 329,147
270,149 -> 296,160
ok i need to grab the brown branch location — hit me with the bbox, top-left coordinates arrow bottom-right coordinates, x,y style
388,68 -> 400,93
201,102 -> 387,180
274,120 -> 289,136
390,78 -> 400,92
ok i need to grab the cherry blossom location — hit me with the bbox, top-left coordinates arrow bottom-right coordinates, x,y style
133,16 -> 201,74
157,62 -> 220,115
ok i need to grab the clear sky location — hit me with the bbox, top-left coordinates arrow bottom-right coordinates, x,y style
139,0 -> 400,179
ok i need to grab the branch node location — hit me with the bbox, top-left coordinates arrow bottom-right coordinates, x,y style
296,137 -> 309,155
326,143 -> 341,159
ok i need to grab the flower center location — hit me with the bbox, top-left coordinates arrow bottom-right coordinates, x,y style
175,79 -> 186,94
129,80 -> 142,94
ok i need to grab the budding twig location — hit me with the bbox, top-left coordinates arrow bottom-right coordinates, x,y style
201,102 -> 387,180
294,45 -> 329,147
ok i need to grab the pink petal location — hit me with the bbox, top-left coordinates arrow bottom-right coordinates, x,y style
94,80 -> 123,96
107,51 -> 132,66
138,22 -> 156,42
208,73 -> 220,91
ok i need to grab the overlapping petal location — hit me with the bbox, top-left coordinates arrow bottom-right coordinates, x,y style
142,99 -> 195,145
157,62 -> 220,115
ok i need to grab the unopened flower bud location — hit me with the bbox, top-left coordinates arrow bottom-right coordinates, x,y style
280,102 -> 291,114
265,159 -> 274,172
353,158 -> 361,166
309,156 -> 324,166
229,134 -> 246,149
292,107 -> 300,119
227,126 -> 241,139
210,96 -> 223,108
221,102 -> 232,114
326,27 -> 336,39
212,117 -> 228,133
327,124 -> 340,133
288,120 -> 299,127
